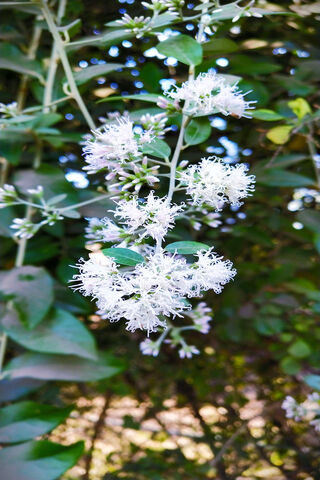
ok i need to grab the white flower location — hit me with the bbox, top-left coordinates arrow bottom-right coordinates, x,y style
140,113 -> 169,139
0,101 -> 18,118
188,302 -> 212,334
165,71 -> 255,118
180,157 -> 255,211
27,185 -> 43,197
11,218 -> 40,239
85,217 -> 123,243
310,418 -> 320,432
191,248 -> 236,295
114,192 -> 183,244
82,117 -> 153,174
282,396 -> 306,421
179,344 -> 199,359
117,14 -> 151,38
140,338 -> 160,356
0,184 -> 18,208
72,245 -> 235,334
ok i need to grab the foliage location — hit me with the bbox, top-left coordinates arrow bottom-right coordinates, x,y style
0,0 -> 320,479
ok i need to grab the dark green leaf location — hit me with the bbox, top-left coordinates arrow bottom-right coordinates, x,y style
157,35 -> 203,66
74,63 -> 124,85
0,402 -> 72,443
288,339 -> 311,359
0,266 -> 54,328
2,308 -> 98,360
257,169 -> 314,187
102,248 -> 144,266
0,42 -> 44,81
184,118 -> 211,145
4,352 -> 126,382
98,93 -> 160,103
0,440 -> 84,480
296,210 -> 320,233
142,138 -> 171,159
165,241 -> 210,255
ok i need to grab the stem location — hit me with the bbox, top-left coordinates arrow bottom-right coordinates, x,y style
59,193 -> 112,212
43,0 -> 67,112
307,126 -> 320,189
17,23 -> 42,111
40,0 -> 96,130
167,115 -> 188,203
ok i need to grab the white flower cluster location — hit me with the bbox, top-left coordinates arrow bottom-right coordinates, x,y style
140,113 -> 169,139
114,191 -> 182,244
85,217 -> 123,244
83,117 -> 153,174
188,302 -> 212,334
282,393 -> 320,431
72,247 -> 235,334
180,157 -> 255,211
166,71 -> 255,118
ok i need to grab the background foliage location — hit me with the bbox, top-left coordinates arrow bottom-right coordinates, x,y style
0,0 -> 320,478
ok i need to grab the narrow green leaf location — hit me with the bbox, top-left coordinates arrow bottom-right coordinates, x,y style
0,42 -> 44,82
296,210 -> 320,233
4,352 -> 126,382
257,169 -> 314,187
102,248 -> 144,266
0,440 -> 84,480
98,93 -> 160,103
250,109 -> 284,121
165,241 -> 210,255
157,34 -> 203,66
0,401 -> 72,443
74,63 -> 124,85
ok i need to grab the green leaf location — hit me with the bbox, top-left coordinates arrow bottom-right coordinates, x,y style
280,356 -> 301,375
0,379 -> 44,404
98,93 -> 160,103
288,97 -> 312,119
209,2 -> 283,21
0,139 -> 23,165
157,34 -> 203,66
0,266 -> 54,329
4,352 -> 126,382
267,153 -> 307,168
203,38 -> 238,54
250,109 -> 284,121
142,138 -> 171,159
0,401 -> 72,443
304,374 -> 320,391
165,241 -> 210,255
2,308 -> 98,360
266,125 -> 293,144
288,340 -> 311,359
296,210 -> 320,233
257,169 -> 314,187
74,63 -> 124,85
184,118 -> 211,145
230,55 -> 281,75
0,42 -> 44,82
0,440 -> 84,480
102,248 -> 144,266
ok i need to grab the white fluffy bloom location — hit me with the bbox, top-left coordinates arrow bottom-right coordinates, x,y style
85,217 -> 123,243
82,117 -> 153,173
191,248 -> 236,295
72,247 -> 235,334
165,71 -> 254,117
114,192 -> 183,244
188,302 -> 212,334
180,157 -> 255,211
